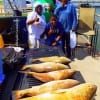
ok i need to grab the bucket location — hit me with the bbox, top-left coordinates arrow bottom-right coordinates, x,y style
0,34 -> 4,48
0,74 -> 5,84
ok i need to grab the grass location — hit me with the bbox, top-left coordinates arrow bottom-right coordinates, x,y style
22,13 -> 27,17
0,1 -> 3,6
0,13 -> 27,17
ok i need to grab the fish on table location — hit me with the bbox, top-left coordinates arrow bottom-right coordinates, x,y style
13,79 -> 80,99
20,69 -> 76,82
32,56 -> 71,64
21,62 -> 69,72
20,83 -> 97,100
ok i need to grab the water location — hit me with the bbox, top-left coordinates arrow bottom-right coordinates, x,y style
95,7 -> 100,52
95,7 -> 100,22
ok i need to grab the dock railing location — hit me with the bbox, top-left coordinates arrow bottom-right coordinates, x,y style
0,7 -> 32,16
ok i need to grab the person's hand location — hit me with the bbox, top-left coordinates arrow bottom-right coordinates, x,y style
34,15 -> 39,22
48,27 -> 54,35
27,15 -> 39,25
52,41 -> 57,46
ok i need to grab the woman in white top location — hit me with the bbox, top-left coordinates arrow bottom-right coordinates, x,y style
26,3 -> 46,48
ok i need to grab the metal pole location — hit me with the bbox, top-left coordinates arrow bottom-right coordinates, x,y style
13,18 -> 19,47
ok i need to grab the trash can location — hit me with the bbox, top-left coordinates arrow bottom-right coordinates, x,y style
0,35 -> 4,48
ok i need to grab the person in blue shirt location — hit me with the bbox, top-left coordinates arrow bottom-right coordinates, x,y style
54,0 -> 78,58
41,14 -> 64,47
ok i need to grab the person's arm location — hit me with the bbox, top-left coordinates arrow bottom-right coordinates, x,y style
54,3 -> 62,16
26,16 -> 39,25
52,22 -> 63,46
52,35 -> 61,46
48,26 -> 55,36
55,35 -> 62,42
71,5 -> 78,32
26,12 -> 39,25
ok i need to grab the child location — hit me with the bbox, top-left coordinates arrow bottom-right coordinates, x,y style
41,15 -> 64,47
